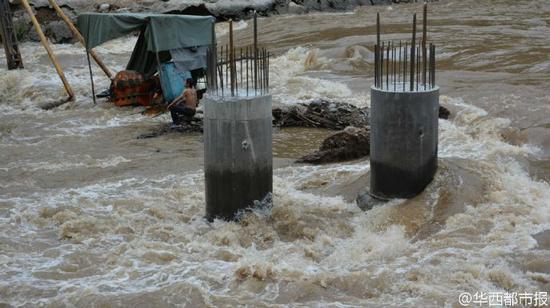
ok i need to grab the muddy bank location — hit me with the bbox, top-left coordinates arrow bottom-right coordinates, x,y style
5,0 -> 393,43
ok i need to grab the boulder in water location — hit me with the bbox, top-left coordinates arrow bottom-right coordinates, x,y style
356,190 -> 386,211
44,20 -> 73,44
439,105 -> 451,120
297,126 -> 370,164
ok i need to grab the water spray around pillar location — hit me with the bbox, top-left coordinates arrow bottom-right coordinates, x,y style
369,3 -> 439,200
204,13 -> 273,221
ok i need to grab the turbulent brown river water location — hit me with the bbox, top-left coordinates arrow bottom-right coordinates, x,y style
1,0 -> 550,306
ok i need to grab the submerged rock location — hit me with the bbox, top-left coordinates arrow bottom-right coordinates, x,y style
297,126 -> 370,164
356,190 -> 386,211
44,20 -> 73,44
273,99 -> 369,130
439,105 -> 450,120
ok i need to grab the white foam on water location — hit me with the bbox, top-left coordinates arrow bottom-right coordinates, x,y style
268,47 -> 369,106
94,36 -> 139,55
5,155 -> 131,172
204,46 -> 365,102
216,19 -> 249,38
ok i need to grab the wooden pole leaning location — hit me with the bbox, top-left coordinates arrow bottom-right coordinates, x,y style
47,0 -> 114,79
20,0 -> 74,101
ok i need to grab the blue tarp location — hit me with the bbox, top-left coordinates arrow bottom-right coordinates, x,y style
159,62 -> 192,103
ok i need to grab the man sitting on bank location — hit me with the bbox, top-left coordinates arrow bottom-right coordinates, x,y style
168,78 -> 198,125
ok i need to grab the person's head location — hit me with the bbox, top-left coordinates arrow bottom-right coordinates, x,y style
185,78 -> 194,88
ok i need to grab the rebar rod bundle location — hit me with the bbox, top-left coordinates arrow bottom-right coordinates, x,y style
206,12 -> 270,97
374,4 -> 436,92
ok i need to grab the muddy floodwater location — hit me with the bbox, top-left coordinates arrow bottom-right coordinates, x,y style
1,0 -> 549,306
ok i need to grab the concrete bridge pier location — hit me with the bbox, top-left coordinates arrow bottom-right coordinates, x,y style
203,95 -> 273,221
369,87 -> 440,199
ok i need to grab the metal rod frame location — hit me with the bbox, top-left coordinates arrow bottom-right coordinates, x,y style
373,5 -> 436,92
206,15 -> 270,97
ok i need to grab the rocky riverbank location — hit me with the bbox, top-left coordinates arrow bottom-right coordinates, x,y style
5,0 -> 395,43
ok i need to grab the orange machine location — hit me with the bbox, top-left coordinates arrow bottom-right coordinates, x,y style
110,71 -> 159,107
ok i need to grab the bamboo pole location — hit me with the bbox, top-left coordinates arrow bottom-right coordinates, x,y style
20,0 -> 74,101
47,0 -> 114,79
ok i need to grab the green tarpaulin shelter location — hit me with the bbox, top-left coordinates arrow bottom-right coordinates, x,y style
77,13 -> 215,76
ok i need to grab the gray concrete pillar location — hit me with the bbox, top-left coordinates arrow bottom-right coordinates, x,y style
204,95 -> 273,220
370,87 -> 439,199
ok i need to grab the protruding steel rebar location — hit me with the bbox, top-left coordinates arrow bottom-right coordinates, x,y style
262,49 -> 266,94
403,42 -> 409,91
206,29 -> 269,96
376,12 -> 381,88
225,44 -> 229,93
371,6 -> 436,92
430,44 -> 433,90
416,44 -> 420,91
380,42 -> 386,89
240,47 -> 243,91
423,44 -> 427,90
410,13 -> 416,91
229,20 -> 235,96
381,41 -> 384,89
264,49 -> 267,94
265,49 -> 268,93
422,2 -> 427,88
260,49 -> 264,95
246,46 -> 250,96
392,41 -> 396,91
431,44 -> 436,88
398,40 -> 402,88
374,45 -> 380,88
220,45 -> 224,96
264,49 -> 268,94
386,43 -> 390,89
253,11 -> 258,91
